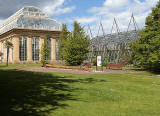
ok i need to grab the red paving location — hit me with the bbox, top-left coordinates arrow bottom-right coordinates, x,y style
19,67 -> 134,74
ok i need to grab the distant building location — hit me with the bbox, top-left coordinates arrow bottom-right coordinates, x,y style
88,30 -> 139,63
0,6 -> 61,63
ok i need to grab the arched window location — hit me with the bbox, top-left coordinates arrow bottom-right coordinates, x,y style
47,37 -> 51,60
32,37 -> 40,61
19,36 -> 27,61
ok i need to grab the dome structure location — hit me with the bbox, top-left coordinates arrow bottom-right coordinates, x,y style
0,6 -> 62,34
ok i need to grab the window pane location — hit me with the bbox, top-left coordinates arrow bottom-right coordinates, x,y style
32,37 -> 40,61
19,36 -> 27,61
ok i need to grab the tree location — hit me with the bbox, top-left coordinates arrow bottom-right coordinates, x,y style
0,51 -> 2,57
0,51 -> 3,62
63,21 -> 91,65
130,0 -> 160,71
41,37 -> 49,67
5,40 -> 13,66
58,24 -> 68,60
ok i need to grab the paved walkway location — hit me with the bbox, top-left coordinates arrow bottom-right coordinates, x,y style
19,67 -> 134,74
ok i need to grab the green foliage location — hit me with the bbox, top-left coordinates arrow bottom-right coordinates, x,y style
41,37 -> 49,66
62,21 -> 91,66
5,40 -> 13,48
58,24 -> 68,60
102,61 -> 109,67
92,57 -> 97,66
130,0 -> 160,71
0,51 -> 2,57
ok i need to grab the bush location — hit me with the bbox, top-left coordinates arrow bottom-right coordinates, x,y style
102,61 -> 108,67
92,57 -> 97,66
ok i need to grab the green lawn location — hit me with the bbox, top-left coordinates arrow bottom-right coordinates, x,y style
0,64 -> 160,116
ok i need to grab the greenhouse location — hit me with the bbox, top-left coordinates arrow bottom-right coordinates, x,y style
87,15 -> 139,65
87,30 -> 139,64
0,6 -> 61,34
0,6 -> 61,64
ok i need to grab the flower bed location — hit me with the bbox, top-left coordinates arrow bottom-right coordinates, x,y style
46,64 -> 93,72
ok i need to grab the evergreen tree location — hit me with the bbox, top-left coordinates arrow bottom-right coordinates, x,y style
130,0 -> 160,71
0,51 -> 2,57
58,24 -> 68,60
63,21 -> 91,65
41,37 -> 49,67
0,51 -> 2,63
5,40 -> 13,66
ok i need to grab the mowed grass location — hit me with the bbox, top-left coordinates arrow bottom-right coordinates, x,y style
0,64 -> 160,116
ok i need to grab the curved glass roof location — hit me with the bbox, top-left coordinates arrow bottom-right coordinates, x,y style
0,6 -> 62,34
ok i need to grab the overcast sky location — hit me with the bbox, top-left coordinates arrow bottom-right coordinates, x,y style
0,0 -> 159,36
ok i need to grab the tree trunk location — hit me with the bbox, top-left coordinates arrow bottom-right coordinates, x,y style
6,47 -> 9,66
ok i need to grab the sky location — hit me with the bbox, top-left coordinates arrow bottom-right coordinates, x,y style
0,0 -> 159,36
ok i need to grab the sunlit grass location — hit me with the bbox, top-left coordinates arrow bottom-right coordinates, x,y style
0,64 -> 160,116
0,63 -> 41,70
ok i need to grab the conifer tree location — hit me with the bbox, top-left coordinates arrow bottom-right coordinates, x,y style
63,21 -> 90,65
41,37 -> 49,67
58,24 -> 68,60
130,0 -> 160,71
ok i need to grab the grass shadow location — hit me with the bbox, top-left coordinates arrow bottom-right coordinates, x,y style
0,69 -> 79,116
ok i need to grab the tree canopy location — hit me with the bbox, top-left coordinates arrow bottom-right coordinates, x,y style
41,37 -> 49,67
130,0 -> 160,71
58,21 -> 90,66
58,24 -> 68,60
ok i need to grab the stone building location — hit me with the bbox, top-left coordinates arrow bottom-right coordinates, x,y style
0,6 -> 61,64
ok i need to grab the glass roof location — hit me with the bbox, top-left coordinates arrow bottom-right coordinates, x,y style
0,6 -> 62,34
91,30 -> 138,50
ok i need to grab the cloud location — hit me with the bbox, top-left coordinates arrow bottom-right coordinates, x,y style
42,0 -> 75,16
0,0 -> 75,19
104,0 -> 130,12
0,20 -> 4,27
0,0 -> 75,26
62,16 -> 99,27
76,17 -> 98,24
86,0 -> 159,36
44,6 -> 75,16
66,17 -> 98,24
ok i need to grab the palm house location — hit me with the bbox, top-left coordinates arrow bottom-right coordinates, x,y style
0,6 -> 62,63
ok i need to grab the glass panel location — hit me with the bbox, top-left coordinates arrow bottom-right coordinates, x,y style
32,37 -> 40,61
17,16 -> 61,30
19,36 -> 27,61
0,6 -> 61,34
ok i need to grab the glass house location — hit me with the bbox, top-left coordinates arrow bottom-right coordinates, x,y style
0,6 -> 61,34
0,6 -> 62,63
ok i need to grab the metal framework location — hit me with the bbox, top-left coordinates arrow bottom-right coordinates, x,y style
0,6 -> 62,34
87,14 -> 139,64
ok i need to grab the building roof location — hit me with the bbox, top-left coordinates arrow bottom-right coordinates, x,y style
0,6 -> 62,34
91,30 -> 139,49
